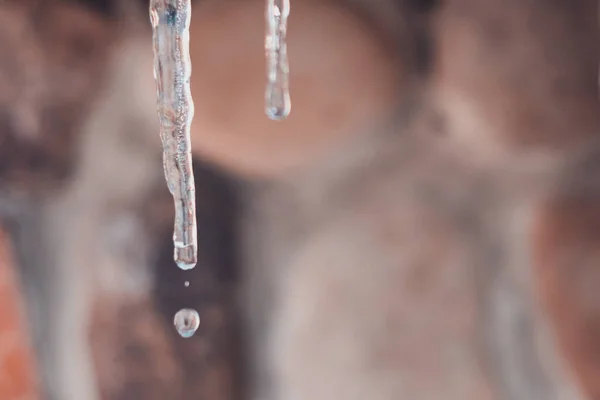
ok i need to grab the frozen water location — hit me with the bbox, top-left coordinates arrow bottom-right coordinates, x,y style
265,0 -> 291,120
150,0 -> 198,270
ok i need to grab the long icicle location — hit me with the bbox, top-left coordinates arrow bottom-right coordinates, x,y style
150,0 -> 197,270
265,0 -> 291,120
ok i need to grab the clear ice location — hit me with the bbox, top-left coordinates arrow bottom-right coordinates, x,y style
174,308 -> 200,338
265,0 -> 291,120
150,0 -> 198,270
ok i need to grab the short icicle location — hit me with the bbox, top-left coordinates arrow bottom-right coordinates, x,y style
265,0 -> 291,120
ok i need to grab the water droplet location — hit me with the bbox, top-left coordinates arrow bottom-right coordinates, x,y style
265,0 -> 291,120
184,281 -> 190,287
174,242 -> 196,270
174,308 -> 200,338
150,0 -> 198,270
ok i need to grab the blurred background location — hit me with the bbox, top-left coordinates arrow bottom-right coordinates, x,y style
0,232 -> 38,399
0,0 -> 599,400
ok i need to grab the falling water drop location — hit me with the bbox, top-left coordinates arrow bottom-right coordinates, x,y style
184,281 -> 190,287
150,0 -> 198,270
265,0 -> 291,120
174,308 -> 200,338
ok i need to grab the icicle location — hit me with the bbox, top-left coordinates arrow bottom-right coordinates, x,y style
265,0 -> 291,120
150,0 -> 197,271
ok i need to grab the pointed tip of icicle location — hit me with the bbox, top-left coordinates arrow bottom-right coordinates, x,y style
176,260 -> 197,270
266,106 -> 291,121
174,243 -> 197,270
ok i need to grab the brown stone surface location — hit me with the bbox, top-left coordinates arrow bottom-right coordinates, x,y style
532,193 -> 600,400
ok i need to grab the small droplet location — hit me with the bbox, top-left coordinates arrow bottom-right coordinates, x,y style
265,89 -> 291,120
265,0 -> 291,120
174,308 -> 200,338
174,242 -> 196,270
184,281 -> 190,287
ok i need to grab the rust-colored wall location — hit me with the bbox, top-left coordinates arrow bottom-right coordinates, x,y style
0,231 -> 39,400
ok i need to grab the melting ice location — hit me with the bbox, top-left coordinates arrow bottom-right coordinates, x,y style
265,0 -> 291,120
150,0 -> 198,270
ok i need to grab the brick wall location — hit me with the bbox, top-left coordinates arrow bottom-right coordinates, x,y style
0,231 -> 39,400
